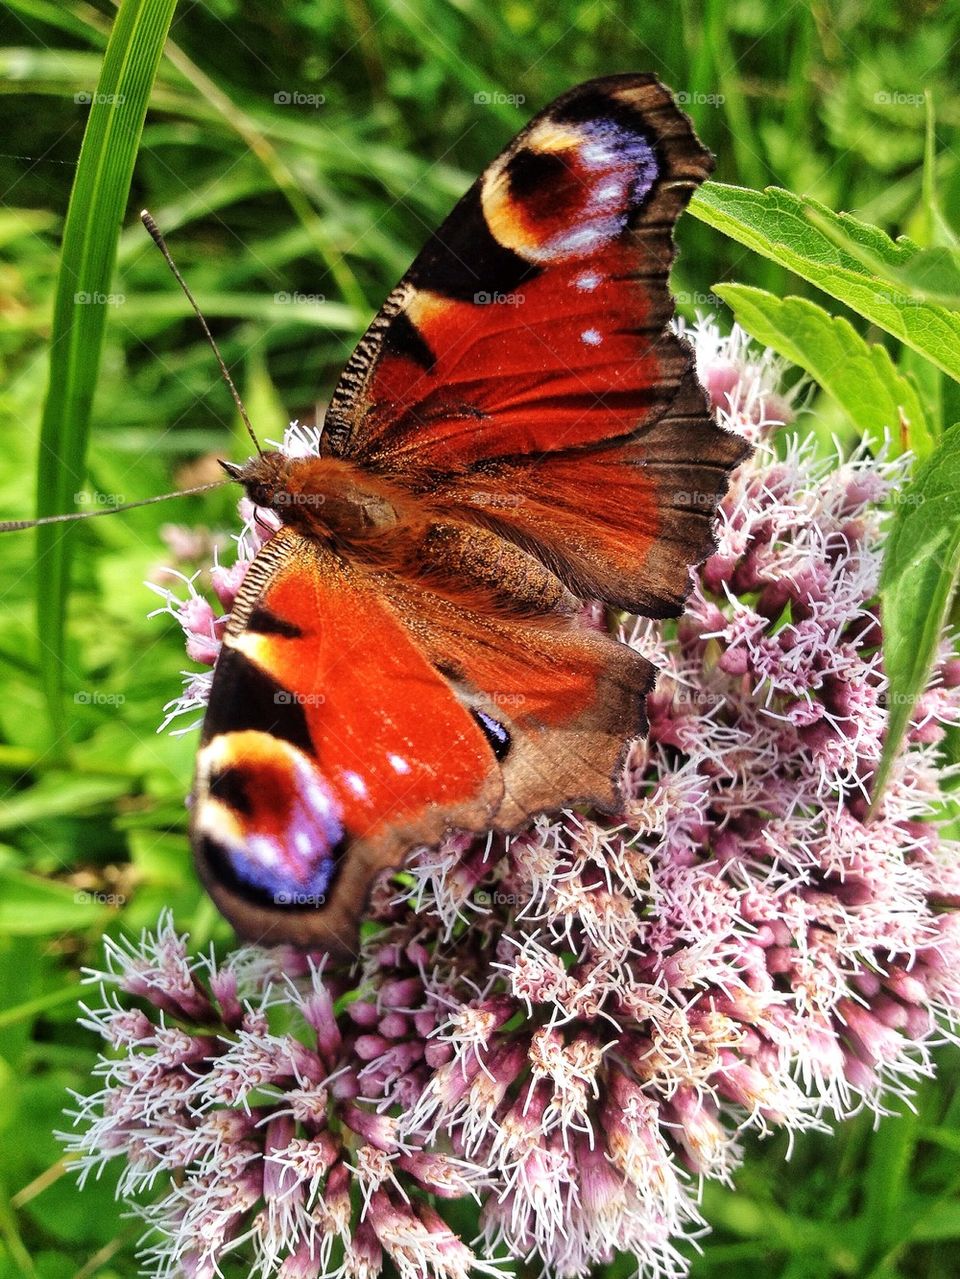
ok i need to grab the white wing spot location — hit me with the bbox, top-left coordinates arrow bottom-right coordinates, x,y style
388,753 -> 411,775
576,271 -> 601,292
344,770 -> 368,798
581,328 -> 603,346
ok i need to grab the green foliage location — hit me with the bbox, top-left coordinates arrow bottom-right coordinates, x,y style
1,1 -> 960,1276
691,183 -> 960,381
36,0 -> 178,741
714,285 -> 934,456
871,423 -> 960,807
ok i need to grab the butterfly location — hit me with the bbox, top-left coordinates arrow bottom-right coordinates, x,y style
190,73 -> 749,954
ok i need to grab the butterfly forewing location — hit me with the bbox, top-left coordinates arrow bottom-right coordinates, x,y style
191,73 -> 749,951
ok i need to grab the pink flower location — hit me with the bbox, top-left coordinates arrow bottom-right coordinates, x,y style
66,322 -> 960,1279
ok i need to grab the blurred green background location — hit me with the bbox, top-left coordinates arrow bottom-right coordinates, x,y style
1,0 -> 959,1275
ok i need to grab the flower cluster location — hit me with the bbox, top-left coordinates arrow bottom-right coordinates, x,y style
67,319 -> 960,1279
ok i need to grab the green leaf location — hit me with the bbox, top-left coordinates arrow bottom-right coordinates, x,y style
872,422 -> 960,807
715,285 -> 934,457
690,182 -> 960,383
0,774 -> 131,831
806,209 -> 960,308
879,244 -> 960,307
0,871 -> 103,935
35,0 -> 178,743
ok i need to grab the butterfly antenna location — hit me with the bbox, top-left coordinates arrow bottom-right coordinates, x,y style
0,482 -> 228,533
140,210 -> 264,458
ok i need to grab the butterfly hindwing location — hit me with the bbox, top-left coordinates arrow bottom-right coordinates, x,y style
192,526 -> 504,951
192,525 -> 654,951
192,74 -> 748,950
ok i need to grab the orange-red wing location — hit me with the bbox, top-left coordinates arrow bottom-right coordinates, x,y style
191,526 -> 504,953
435,380 -> 750,615
368,565 -> 658,829
321,74 -> 747,616
324,74 -> 713,471
190,524 -> 656,953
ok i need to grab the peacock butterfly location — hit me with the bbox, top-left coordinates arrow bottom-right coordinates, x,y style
189,73 -> 749,954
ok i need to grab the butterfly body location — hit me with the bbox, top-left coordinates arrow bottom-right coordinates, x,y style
225,453 -> 411,544
191,74 -> 750,953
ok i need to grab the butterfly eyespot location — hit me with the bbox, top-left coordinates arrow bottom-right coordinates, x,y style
187,75 -> 747,950
194,734 -> 346,917
207,764 -> 252,815
506,147 -> 571,201
196,833 -> 333,913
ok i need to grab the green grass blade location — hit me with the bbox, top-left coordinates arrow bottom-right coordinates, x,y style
34,0 -> 178,745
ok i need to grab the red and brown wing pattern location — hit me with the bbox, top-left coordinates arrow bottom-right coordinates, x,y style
323,73 -> 748,616
192,74 -> 748,952
192,526 -> 501,951
192,524 -> 654,952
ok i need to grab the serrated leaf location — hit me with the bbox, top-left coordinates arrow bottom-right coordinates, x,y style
690,182 -> 960,382
872,422 -> 960,807
806,209 -> 960,308
715,285 -> 934,456
883,244 -> 960,307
